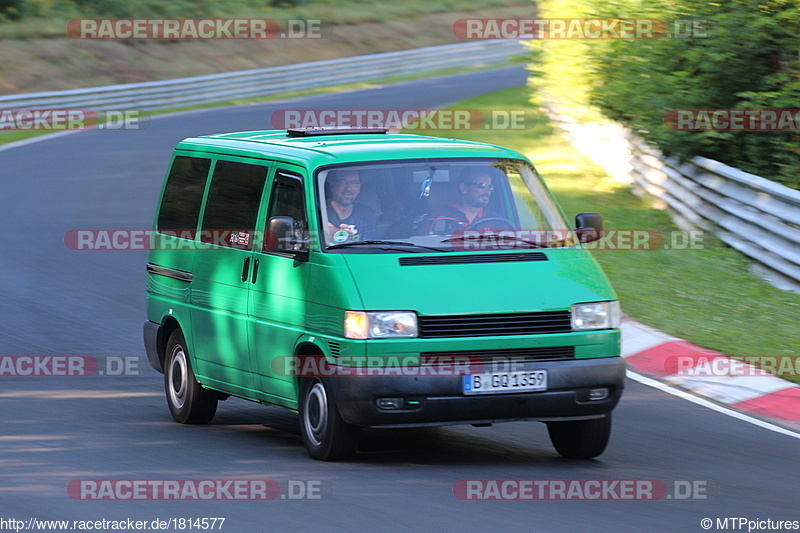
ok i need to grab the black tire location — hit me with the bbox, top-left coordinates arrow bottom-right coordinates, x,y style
547,414 -> 612,459
164,330 -> 217,424
299,377 -> 360,461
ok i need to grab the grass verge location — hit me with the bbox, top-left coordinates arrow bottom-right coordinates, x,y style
0,2 -> 533,94
0,0 -> 530,39
412,84 -> 800,381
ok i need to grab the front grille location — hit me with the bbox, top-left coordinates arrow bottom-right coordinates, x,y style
421,346 -> 574,365
418,311 -> 571,338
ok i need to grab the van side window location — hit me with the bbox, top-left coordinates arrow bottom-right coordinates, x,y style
156,156 -> 211,237
264,171 -> 307,252
200,160 -> 268,250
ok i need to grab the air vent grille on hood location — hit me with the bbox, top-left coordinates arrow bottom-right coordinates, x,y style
399,252 -> 547,266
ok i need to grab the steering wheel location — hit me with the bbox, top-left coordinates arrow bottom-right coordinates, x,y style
466,217 -> 516,231
427,217 -> 463,235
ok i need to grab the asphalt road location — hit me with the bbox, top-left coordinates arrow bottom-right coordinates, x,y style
1,66 -> 798,533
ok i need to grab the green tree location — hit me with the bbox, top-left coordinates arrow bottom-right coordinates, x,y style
531,0 -> 800,187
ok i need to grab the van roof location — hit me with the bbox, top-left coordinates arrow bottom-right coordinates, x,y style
176,130 -> 526,168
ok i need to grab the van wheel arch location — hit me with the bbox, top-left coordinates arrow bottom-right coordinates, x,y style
293,343 -> 326,397
157,317 -> 182,373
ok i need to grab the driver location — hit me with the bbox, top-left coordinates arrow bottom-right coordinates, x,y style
427,167 -> 502,232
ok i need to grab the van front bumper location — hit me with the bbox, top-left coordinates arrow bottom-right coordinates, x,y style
329,356 -> 626,427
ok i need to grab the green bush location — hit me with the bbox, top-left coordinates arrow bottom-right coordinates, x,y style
0,0 -> 23,20
2,0 -> 261,19
530,0 -> 800,188
70,0 -> 222,17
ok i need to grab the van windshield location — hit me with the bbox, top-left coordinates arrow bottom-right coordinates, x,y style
316,158 -> 576,252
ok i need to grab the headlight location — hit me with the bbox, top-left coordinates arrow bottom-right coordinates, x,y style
571,301 -> 621,330
344,311 -> 418,339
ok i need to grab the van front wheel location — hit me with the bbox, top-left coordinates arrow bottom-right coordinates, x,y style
299,377 -> 360,461
547,414 -> 611,459
164,330 -> 217,424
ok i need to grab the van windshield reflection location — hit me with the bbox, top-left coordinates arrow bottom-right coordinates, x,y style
316,158 -> 576,253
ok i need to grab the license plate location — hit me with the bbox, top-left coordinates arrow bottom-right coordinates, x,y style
462,370 -> 547,395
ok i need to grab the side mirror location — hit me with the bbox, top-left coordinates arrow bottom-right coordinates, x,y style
574,212 -> 604,244
266,216 -> 309,259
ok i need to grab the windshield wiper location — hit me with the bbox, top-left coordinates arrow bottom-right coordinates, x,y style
328,240 -> 448,252
441,234 -> 572,249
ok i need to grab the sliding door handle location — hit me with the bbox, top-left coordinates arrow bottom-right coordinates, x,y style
241,257 -> 250,282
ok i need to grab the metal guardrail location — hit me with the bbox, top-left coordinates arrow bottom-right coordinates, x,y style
627,136 -> 800,290
547,107 -> 800,291
0,40 -> 526,112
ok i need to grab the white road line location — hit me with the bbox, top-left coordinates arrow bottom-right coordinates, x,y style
627,370 -> 800,440
0,129 -> 81,152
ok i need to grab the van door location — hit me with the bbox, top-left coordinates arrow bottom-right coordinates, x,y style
148,153 -> 211,340
248,166 -> 310,408
190,158 -> 271,400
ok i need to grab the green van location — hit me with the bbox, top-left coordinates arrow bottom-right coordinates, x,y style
143,128 -> 625,461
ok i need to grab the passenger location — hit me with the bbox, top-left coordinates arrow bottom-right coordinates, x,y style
325,169 -> 377,242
